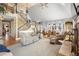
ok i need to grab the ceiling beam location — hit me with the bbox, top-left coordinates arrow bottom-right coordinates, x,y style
73,3 -> 78,15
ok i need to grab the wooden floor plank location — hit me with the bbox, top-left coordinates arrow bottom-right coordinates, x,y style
4,36 -> 16,46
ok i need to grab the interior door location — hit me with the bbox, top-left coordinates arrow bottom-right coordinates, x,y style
2,21 -> 11,36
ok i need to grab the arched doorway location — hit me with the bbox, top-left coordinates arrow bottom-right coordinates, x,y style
65,21 -> 73,32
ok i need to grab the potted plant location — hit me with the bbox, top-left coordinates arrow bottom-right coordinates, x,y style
0,5 -> 5,14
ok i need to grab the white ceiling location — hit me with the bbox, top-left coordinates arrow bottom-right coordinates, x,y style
28,3 -> 77,21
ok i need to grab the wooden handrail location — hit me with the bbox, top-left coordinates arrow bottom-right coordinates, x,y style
17,11 -> 30,30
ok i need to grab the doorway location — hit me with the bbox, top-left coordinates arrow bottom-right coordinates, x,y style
65,21 -> 73,32
2,20 -> 11,37
2,20 -> 15,46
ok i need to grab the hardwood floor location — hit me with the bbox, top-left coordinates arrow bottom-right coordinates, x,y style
4,36 -> 16,46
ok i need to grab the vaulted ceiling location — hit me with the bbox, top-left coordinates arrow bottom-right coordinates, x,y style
0,3 -> 78,21
28,3 -> 77,21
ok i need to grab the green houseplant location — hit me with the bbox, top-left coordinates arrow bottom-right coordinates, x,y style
0,5 -> 5,14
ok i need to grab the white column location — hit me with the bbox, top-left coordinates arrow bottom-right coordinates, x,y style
14,14 -> 18,40
73,19 -> 76,29
63,21 -> 66,32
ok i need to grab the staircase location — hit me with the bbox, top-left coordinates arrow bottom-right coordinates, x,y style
16,10 -> 31,39
17,10 -> 31,31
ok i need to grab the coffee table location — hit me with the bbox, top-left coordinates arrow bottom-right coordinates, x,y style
49,36 -> 58,44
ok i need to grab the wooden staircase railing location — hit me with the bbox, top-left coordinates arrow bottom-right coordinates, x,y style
17,10 -> 30,30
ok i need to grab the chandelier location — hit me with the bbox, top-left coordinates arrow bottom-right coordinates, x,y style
40,3 -> 48,8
